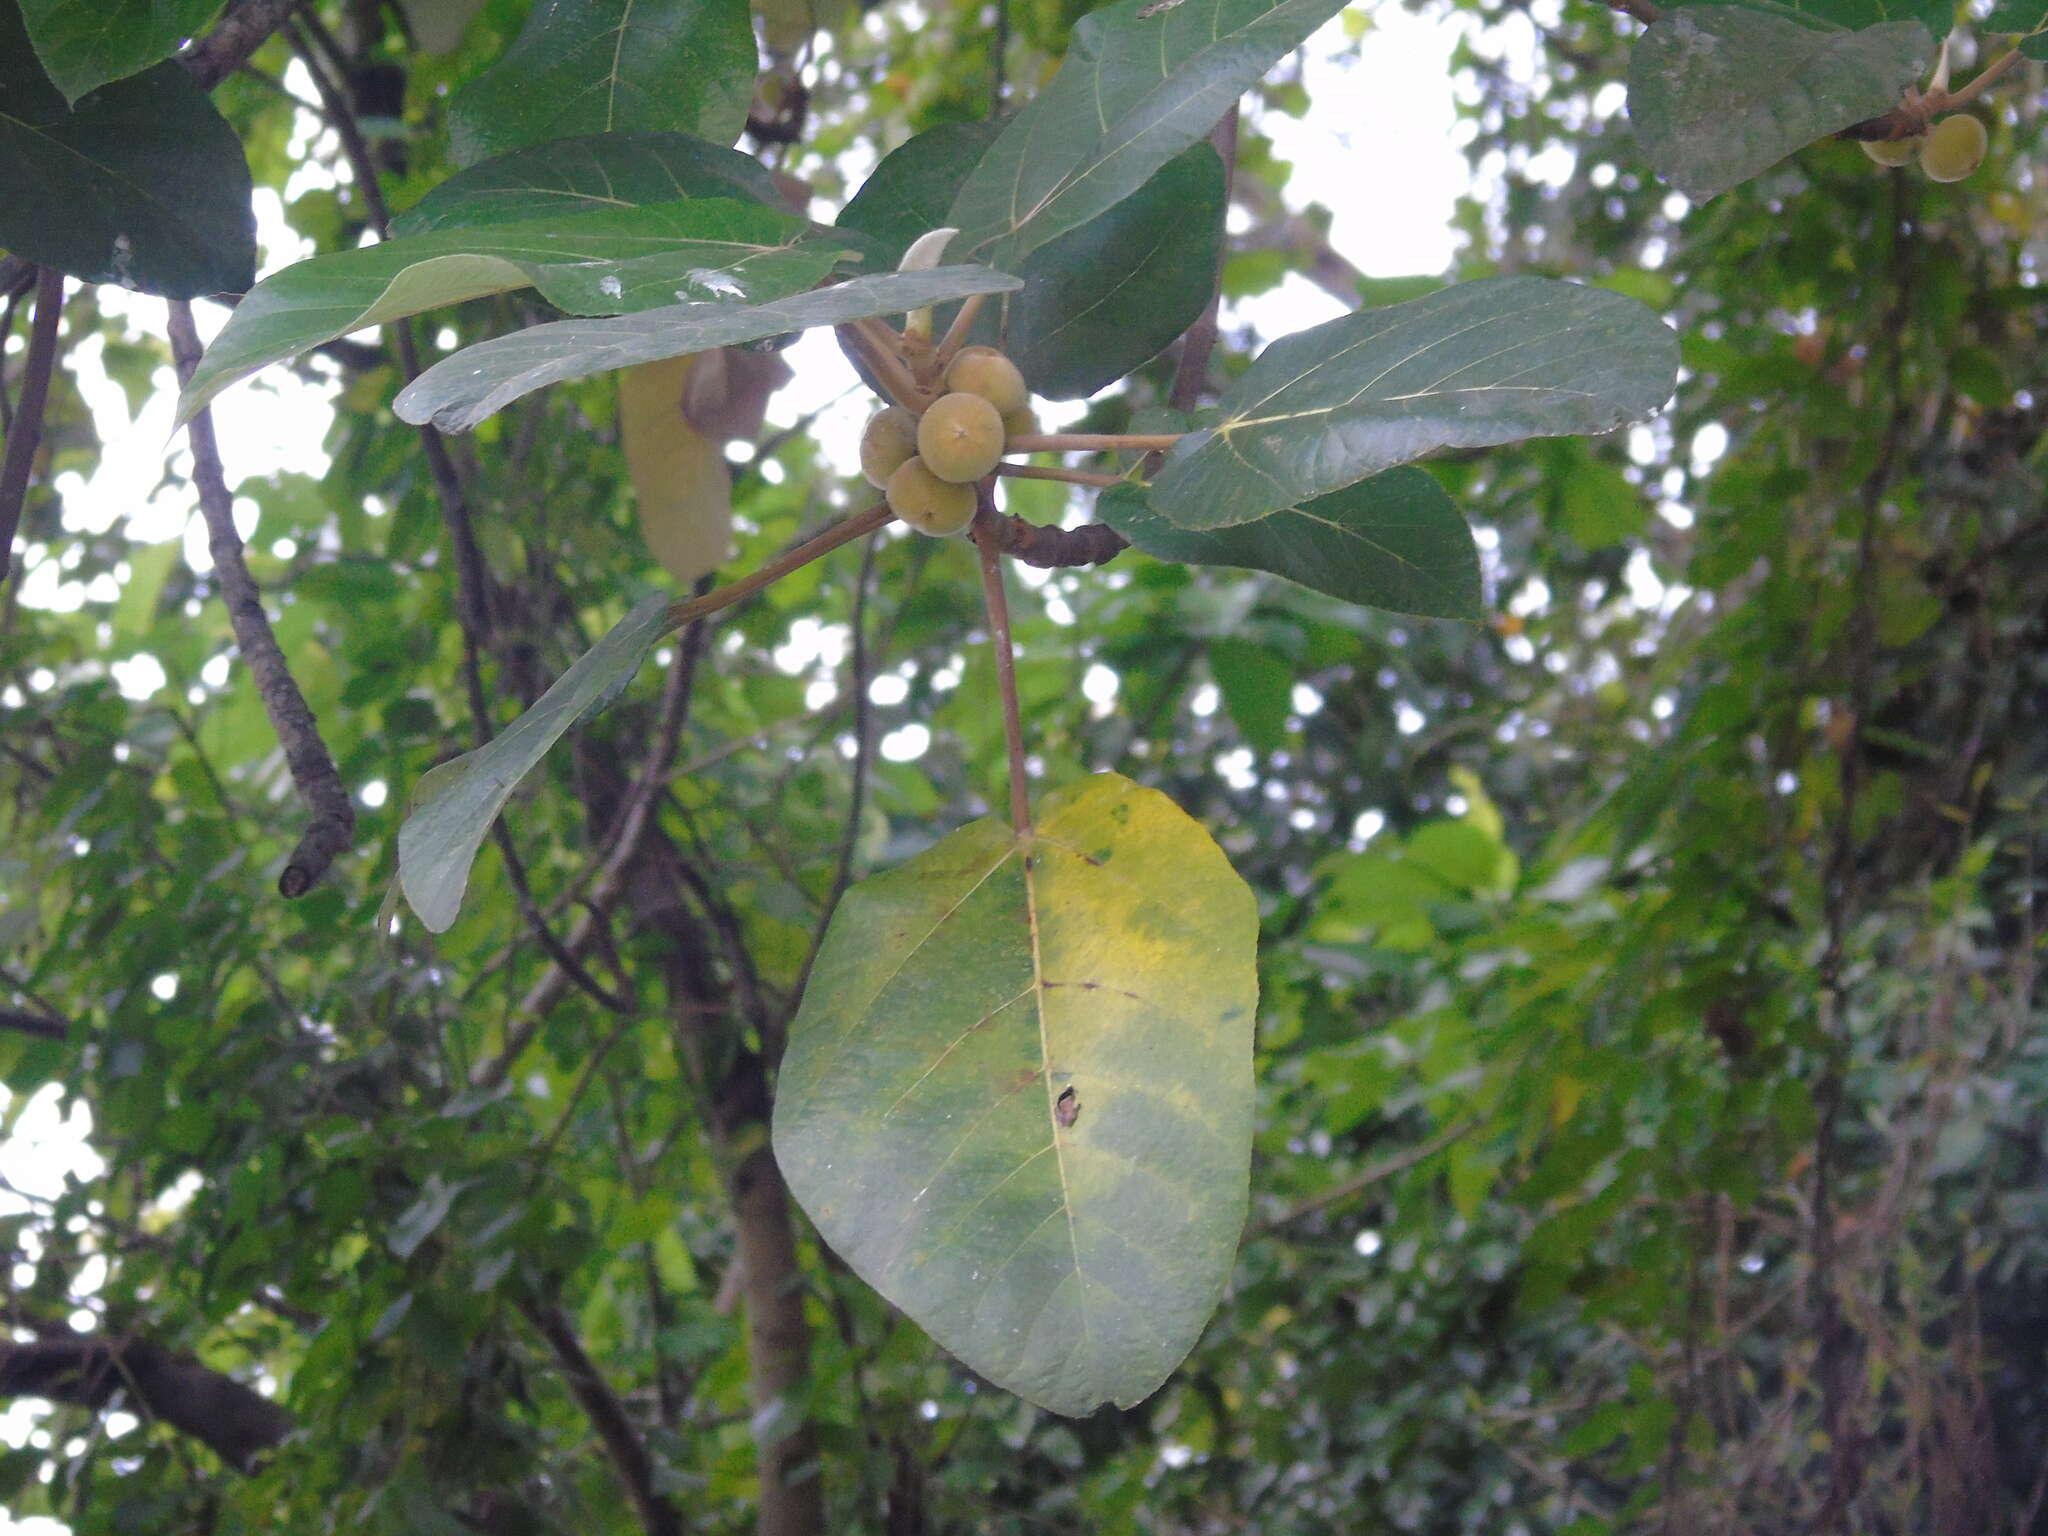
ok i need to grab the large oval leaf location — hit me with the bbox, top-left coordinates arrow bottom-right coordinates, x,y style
0,5 -> 253,297
840,128 -> 1222,399
1629,8 -> 1930,200
775,773 -> 1259,1418
945,0 -> 1349,269
1148,276 -> 1679,531
1002,143 -> 1224,400
837,121 -> 1001,266
446,0 -> 757,166
399,594 -> 674,933
390,131 -> 787,237
394,265 -> 1023,432
20,0 -> 219,103
177,199 -> 841,422
1665,0 -> 1950,44
1099,469 -> 1482,620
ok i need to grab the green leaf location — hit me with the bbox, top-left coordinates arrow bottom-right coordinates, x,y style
398,0 -> 486,53
178,199 -> 841,421
393,265 -> 1023,433
1627,8 -> 1931,200
0,3 -> 253,297
389,130 -> 786,237
837,121 -> 1001,266
839,127 -> 1221,399
946,0 -> 1350,270
1548,449 -> 1648,549
19,0 -> 219,102
1985,0 -> 2048,55
398,595 -> 674,933
1098,470 -> 1483,620
1148,278 -> 1678,531
1004,143 -> 1225,401
1207,640 -> 1293,753
775,773 -> 1259,1418
446,0 -> 756,168
1668,0 -> 1951,40
389,1174 -> 471,1259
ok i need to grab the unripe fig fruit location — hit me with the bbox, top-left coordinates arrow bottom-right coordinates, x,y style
886,457 -> 977,536
859,407 -> 920,488
944,346 -> 1030,416
1860,135 -> 1919,168
1000,404 -> 1038,442
1919,114 -> 1987,183
916,391 -> 1005,484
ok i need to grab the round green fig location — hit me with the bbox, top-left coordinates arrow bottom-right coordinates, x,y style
916,391 -> 1005,484
859,406 -> 920,489
944,346 -> 1030,416
886,456 -> 977,536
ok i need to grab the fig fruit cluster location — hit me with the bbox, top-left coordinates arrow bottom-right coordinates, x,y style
1860,113 -> 1988,183
859,347 -> 1036,537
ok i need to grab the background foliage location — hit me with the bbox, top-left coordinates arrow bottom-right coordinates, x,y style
1,0 -> 2045,1532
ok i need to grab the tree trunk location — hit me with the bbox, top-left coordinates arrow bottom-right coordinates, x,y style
657,884 -> 825,1536
728,1113 -> 827,1536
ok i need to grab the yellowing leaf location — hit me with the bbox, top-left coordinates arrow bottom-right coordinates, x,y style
775,773 -> 1259,1417
620,356 -> 732,585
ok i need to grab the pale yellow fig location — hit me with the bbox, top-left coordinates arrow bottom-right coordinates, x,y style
858,406 -> 920,489
1919,114 -> 1987,183
1000,403 -> 1038,443
886,457 -> 977,535
916,391 -> 1005,484
1860,134 -> 1920,168
944,346 -> 1030,416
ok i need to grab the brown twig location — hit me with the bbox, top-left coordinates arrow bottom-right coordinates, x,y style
519,1299 -> 683,1536
1840,47 -> 2026,140
180,0 -> 303,89
0,268 -> 64,587
661,502 -> 894,632
838,319 -> 928,411
932,291 -> 990,376
471,628 -> 709,1088
987,512 -> 1128,570
1264,1119 -> 1477,1231
973,490 -> 1031,837
0,1010 -> 65,1041
790,535 -> 878,1011
469,511 -> 886,1087
166,301 -> 355,897
995,462 -> 1126,490
1603,0 -> 1662,24
286,25 -> 624,1001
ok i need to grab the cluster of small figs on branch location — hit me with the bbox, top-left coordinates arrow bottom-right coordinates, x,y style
860,344 -> 1037,536
836,242 -> 1181,542
1860,110 -> 1988,181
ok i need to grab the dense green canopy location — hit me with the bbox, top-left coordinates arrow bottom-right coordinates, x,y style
0,0 -> 2044,1532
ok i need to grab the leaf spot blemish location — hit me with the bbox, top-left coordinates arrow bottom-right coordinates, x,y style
1054,1085 -> 1080,1129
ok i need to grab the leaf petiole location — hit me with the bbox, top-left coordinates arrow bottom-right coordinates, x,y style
995,463 -> 1127,489
1006,432 -> 1184,453
972,487 -> 1032,838
662,502 -> 895,636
